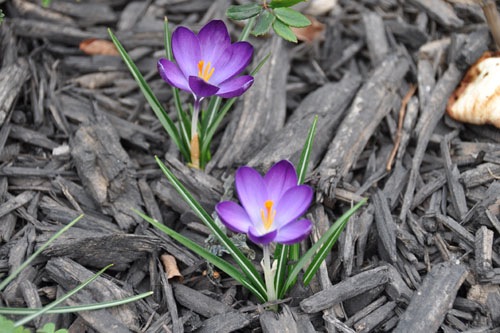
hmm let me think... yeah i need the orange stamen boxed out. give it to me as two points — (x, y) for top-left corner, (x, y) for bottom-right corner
(260, 200), (276, 230)
(197, 60), (215, 82)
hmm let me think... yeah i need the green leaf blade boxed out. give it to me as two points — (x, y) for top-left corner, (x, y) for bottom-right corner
(108, 29), (189, 161)
(296, 116), (318, 184)
(273, 244), (288, 297)
(227, 4), (262, 21)
(135, 211), (267, 302)
(274, 7), (311, 28)
(163, 19), (191, 157)
(272, 19), (297, 43)
(15, 265), (114, 327)
(0, 215), (84, 292)
(253, 11), (275, 36)
(269, 0), (307, 8)
(154, 157), (267, 299)
(0, 292), (153, 315)
(280, 199), (368, 296)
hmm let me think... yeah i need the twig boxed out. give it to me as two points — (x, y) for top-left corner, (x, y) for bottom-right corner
(487, 167), (500, 180)
(478, 0), (500, 49)
(386, 84), (417, 171)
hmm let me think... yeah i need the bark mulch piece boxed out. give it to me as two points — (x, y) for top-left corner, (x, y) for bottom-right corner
(1, 0), (500, 332)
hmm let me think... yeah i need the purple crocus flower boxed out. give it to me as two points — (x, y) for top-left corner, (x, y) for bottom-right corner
(157, 20), (254, 101)
(216, 160), (313, 245)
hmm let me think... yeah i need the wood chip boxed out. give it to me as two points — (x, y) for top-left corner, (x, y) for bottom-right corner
(300, 266), (389, 313)
(394, 261), (467, 332)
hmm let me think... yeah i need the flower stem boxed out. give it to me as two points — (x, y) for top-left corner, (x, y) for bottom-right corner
(262, 245), (277, 308)
(189, 98), (202, 169)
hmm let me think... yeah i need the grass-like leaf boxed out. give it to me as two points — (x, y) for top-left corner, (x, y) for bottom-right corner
(273, 244), (288, 295)
(284, 116), (318, 290)
(163, 18), (191, 154)
(199, 96), (222, 168)
(201, 97), (222, 137)
(302, 212), (352, 286)
(0, 292), (153, 315)
(296, 116), (317, 184)
(108, 29), (189, 161)
(0, 215), (84, 292)
(14, 264), (113, 327)
(279, 198), (367, 297)
(154, 156), (267, 298)
(136, 211), (266, 302)
(238, 16), (257, 42)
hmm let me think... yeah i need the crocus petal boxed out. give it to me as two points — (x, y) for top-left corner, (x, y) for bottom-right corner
(172, 26), (201, 78)
(198, 20), (231, 64)
(188, 76), (220, 98)
(235, 166), (267, 224)
(274, 219), (312, 245)
(216, 75), (254, 99)
(157, 58), (190, 92)
(211, 42), (253, 83)
(274, 185), (313, 227)
(248, 226), (277, 245)
(216, 201), (253, 233)
(264, 160), (299, 203)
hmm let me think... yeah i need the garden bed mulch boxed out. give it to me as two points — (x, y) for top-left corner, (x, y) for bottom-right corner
(1, 0), (500, 332)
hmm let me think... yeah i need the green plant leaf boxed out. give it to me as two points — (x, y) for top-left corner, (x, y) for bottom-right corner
(273, 244), (288, 296)
(0, 292), (153, 315)
(199, 96), (222, 168)
(226, 4), (262, 21)
(136, 211), (266, 302)
(268, 0), (306, 8)
(296, 116), (318, 184)
(274, 7), (311, 28)
(108, 29), (189, 161)
(272, 19), (297, 43)
(284, 116), (318, 290)
(280, 199), (368, 297)
(0, 9), (5, 24)
(0, 215), (84, 292)
(163, 18), (191, 154)
(201, 97), (222, 138)
(153, 156), (267, 298)
(14, 264), (114, 327)
(37, 322), (56, 333)
(0, 315), (29, 333)
(252, 11), (275, 36)
(303, 200), (367, 286)
(36, 322), (68, 333)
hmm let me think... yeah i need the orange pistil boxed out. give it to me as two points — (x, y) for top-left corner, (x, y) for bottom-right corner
(197, 60), (215, 82)
(260, 200), (276, 230)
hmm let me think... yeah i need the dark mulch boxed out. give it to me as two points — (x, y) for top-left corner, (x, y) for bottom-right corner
(1, 0), (500, 332)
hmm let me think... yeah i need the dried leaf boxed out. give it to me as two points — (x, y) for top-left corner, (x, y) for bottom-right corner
(447, 51), (500, 129)
(290, 16), (325, 43)
(160, 254), (184, 282)
(79, 39), (119, 56)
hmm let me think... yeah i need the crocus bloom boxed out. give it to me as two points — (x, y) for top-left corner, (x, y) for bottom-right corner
(216, 160), (313, 245)
(157, 20), (254, 101)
